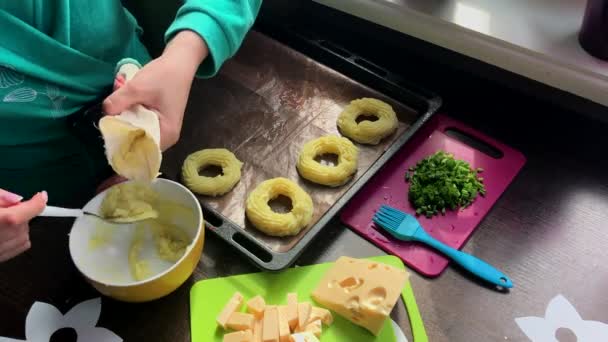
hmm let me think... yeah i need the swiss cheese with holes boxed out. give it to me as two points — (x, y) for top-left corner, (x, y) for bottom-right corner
(311, 257), (408, 335)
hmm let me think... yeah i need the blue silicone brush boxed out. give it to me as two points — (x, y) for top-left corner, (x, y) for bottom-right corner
(373, 204), (513, 288)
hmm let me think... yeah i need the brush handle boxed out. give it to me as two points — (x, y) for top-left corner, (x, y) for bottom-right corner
(414, 229), (513, 288)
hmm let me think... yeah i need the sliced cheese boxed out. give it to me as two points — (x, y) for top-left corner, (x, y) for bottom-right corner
(277, 306), (290, 342)
(224, 329), (253, 342)
(262, 306), (279, 342)
(308, 307), (333, 326)
(311, 256), (408, 335)
(297, 302), (311, 330)
(286, 293), (298, 330)
(247, 295), (266, 318)
(289, 332), (320, 342)
(217, 292), (244, 329)
(304, 320), (322, 338)
(227, 312), (255, 331)
(253, 318), (263, 342)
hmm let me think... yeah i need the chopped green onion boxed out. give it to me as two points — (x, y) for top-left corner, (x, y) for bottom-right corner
(405, 151), (486, 217)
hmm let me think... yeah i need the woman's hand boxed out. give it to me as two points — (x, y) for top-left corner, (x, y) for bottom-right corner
(103, 30), (209, 151)
(0, 189), (47, 262)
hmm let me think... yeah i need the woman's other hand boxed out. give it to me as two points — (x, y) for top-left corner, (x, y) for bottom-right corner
(0, 190), (47, 262)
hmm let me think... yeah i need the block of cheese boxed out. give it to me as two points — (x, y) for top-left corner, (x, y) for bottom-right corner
(289, 332), (320, 342)
(223, 329), (253, 342)
(247, 296), (266, 318)
(304, 320), (322, 338)
(253, 318), (263, 342)
(297, 302), (311, 330)
(311, 256), (408, 335)
(262, 306), (279, 342)
(277, 306), (290, 342)
(308, 307), (332, 326)
(227, 312), (255, 331)
(218, 292), (245, 328)
(286, 293), (298, 329)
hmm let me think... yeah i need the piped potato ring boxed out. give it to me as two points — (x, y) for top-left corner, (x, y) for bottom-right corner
(246, 178), (314, 237)
(337, 98), (399, 145)
(297, 135), (359, 187)
(181, 148), (243, 196)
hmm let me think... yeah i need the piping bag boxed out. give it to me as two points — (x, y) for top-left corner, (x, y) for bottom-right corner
(99, 59), (162, 182)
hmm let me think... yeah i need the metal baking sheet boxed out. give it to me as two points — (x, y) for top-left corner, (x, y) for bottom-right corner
(161, 31), (439, 270)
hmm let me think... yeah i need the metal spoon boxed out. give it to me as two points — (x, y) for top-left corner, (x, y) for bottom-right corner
(39, 205), (156, 224)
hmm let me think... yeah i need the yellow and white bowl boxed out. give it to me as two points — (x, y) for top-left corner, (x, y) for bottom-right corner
(69, 178), (204, 302)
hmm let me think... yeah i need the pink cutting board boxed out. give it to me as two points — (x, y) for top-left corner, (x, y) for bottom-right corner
(340, 114), (526, 277)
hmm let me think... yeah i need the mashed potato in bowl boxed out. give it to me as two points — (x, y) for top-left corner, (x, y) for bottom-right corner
(69, 179), (204, 302)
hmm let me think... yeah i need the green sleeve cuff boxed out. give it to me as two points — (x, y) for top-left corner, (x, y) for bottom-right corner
(165, 11), (230, 78)
(114, 58), (142, 74)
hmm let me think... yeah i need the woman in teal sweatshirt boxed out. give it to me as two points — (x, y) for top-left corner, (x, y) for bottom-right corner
(0, 1), (261, 261)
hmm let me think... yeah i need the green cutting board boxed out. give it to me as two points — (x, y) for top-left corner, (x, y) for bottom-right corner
(190, 255), (417, 342)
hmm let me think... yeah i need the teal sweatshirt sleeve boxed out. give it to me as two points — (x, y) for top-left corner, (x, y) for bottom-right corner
(165, 0), (262, 78)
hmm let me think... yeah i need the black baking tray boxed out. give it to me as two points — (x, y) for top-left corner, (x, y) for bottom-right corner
(161, 30), (441, 271)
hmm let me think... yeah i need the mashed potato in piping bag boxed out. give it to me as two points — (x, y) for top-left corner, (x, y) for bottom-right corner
(99, 59), (162, 183)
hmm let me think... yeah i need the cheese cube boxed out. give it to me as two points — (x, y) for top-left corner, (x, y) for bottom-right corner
(223, 329), (253, 342)
(289, 332), (320, 342)
(297, 302), (311, 330)
(253, 318), (263, 342)
(286, 293), (298, 329)
(262, 306), (279, 342)
(309, 307), (332, 325)
(278, 306), (290, 342)
(304, 320), (321, 338)
(227, 312), (255, 331)
(311, 257), (408, 335)
(218, 292), (245, 328)
(247, 295), (266, 318)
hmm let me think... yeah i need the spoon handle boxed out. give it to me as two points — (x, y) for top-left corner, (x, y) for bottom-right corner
(40, 206), (84, 218)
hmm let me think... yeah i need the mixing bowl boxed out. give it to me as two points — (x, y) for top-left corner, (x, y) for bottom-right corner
(69, 178), (204, 302)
